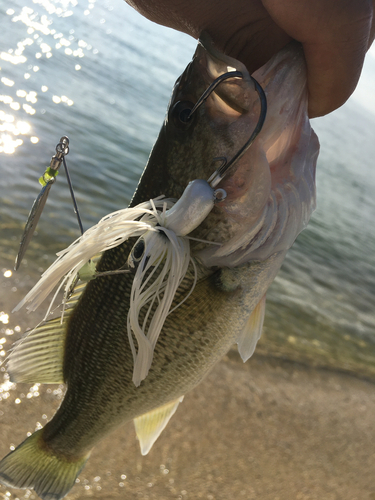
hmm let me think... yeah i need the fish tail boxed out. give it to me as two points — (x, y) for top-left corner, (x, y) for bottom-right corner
(0, 429), (90, 500)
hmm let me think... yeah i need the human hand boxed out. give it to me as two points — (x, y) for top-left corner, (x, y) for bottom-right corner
(125, 0), (375, 118)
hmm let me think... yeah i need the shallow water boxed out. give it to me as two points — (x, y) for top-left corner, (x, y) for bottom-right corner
(0, 1), (375, 498)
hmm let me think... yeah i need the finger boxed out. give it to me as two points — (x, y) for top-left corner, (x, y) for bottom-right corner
(302, 35), (369, 117)
(262, 0), (374, 117)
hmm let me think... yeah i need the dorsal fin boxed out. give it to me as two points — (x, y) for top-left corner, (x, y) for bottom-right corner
(237, 294), (266, 362)
(134, 397), (184, 455)
(7, 280), (88, 384)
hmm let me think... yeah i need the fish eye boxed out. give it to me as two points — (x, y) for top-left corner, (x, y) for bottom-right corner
(132, 238), (145, 261)
(171, 100), (195, 128)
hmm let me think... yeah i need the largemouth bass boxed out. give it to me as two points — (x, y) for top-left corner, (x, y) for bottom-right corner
(0, 37), (318, 500)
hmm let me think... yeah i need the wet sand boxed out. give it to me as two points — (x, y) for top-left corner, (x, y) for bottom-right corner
(1, 349), (374, 500)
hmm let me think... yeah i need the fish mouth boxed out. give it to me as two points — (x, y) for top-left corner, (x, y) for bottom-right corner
(198, 31), (246, 81)
(195, 32), (259, 118)
(169, 33), (260, 126)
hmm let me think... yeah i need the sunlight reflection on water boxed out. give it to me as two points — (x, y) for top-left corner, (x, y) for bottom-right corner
(0, 1), (96, 155)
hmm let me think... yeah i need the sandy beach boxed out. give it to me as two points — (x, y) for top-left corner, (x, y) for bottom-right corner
(1, 348), (374, 500)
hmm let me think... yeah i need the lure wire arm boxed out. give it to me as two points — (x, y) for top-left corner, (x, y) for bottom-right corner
(62, 156), (84, 235)
(188, 70), (267, 189)
(14, 136), (84, 270)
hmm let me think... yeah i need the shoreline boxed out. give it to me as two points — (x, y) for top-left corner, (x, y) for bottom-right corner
(1, 350), (374, 500)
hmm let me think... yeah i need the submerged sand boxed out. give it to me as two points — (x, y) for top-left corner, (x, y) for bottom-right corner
(0, 349), (374, 500)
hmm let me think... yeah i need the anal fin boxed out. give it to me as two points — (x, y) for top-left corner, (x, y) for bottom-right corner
(237, 294), (266, 362)
(134, 397), (184, 456)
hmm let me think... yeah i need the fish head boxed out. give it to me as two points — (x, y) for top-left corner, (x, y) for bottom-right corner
(132, 36), (319, 268)
(131, 33), (267, 202)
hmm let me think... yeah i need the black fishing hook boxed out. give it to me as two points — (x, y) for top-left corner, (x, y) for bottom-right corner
(187, 71), (244, 119)
(188, 70), (267, 188)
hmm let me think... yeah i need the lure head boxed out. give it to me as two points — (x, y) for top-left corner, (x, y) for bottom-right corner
(164, 179), (215, 236)
(128, 179), (216, 269)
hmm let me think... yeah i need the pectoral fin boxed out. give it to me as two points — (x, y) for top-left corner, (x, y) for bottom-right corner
(7, 317), (66, 384)
(134, 397), (184, 455)
(7, 282), (87, 384)
(237, 294), (266, 362)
